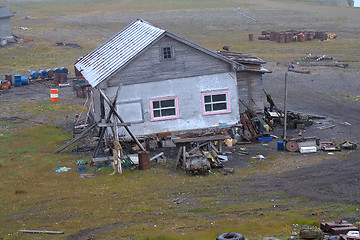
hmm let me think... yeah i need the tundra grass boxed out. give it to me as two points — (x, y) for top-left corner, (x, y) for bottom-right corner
(1, 114), (359, 239)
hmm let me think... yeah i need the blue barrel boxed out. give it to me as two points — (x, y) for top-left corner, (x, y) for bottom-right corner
(60, 67), (68, 74)
(30, 71), (39, 79)
(277, 141), (284, 151)
(53, 68), (61, 74)
(14, 75), (22, 87)
(21, 76), (29, 85)
(38, 69), (47, 78)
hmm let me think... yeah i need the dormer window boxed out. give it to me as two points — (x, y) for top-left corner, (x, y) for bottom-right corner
(160, 45), (174, 60)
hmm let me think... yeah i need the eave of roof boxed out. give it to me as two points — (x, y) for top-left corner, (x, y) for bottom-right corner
(216, 51), (266, 65)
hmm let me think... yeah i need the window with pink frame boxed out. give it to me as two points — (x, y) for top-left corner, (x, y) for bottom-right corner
(202, 90), (231, 115)
(150, 96), (179, 121)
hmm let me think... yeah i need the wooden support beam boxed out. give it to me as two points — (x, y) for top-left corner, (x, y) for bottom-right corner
(18, 230), (64, 234)
(174, 148), (182, 169)
(97, 122), (131, 127)
(92, 156), (112, 162)
(93, 84), (121, 158)
(98, 89), (146, 152)
(54, 122), (98, 154)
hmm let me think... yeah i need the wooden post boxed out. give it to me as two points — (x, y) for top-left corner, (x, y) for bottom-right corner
(182, 146), (186, 170)
(283, 73), (288, 139)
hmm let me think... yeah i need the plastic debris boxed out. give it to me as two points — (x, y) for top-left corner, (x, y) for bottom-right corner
(79, 174), (94, 179)
(55, 167), (71, 172)
(76, 159), (87, 165)
(77, 166), (86, 172)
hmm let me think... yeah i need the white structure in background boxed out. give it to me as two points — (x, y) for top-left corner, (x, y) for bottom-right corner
(0, 6), (14, 45)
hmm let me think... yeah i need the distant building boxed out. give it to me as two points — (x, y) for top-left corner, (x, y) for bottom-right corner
(0, 6), (14, 44)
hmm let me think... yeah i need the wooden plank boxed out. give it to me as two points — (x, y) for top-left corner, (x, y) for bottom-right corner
(150, 152), (164, 161)
(54, 122), (98, 154)
(172, 135), (231, 143)
(174, 147), (182, 169)
(18, 230), (64, 234)
(97, 122), (131, 127)
(182, 146), (186, 170)
(92, 156), (112, 162)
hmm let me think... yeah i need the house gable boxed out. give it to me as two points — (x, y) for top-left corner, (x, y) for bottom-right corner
(107, 35), (233, 87)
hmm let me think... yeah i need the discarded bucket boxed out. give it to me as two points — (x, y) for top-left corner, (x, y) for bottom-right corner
(277, 141), (284, 150)
(14, 75), (22, 87)
(21, 76), (29, 85)
(226, 138), (233, 147)
(50, 89), (59, 102)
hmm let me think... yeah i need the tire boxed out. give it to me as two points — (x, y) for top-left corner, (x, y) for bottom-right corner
(216, 232), (245, 240)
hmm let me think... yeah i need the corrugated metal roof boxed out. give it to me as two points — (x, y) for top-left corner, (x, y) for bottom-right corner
(0, 6), (14, 18)
(75, 19), (165, 87)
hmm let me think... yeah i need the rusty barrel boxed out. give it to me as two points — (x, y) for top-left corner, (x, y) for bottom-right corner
(54, 73), (60, 85)
(270, 31), (276, 41)
(249, 33), (254, 41)
(138, 151), (151, 170)
(5, 74), (12, 85)
(279, 33), (285, 43)
(275, 32), (281, 43)
(298, 34), (306, 42)
(285, 32), (293, 43)
(46, 69), (54, 79)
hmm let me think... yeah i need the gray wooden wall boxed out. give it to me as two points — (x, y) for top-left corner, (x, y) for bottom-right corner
(107, 36), (232, 87)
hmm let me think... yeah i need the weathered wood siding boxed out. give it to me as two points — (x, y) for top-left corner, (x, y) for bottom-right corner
(236, 72), (264, 113)
(0, 18), (12, 39)
(107, 36), (232, 87)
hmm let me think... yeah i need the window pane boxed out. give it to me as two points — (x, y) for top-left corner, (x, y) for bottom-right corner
(163, 46), (172, 59)
(153, 101), (160, 109)
(205, 104), (212, 112)
(162, 108), (176, 116)
(204, 95), (211, 103)
(160, 99), (175, 108)
(154, 110), (161, 118)
(213, 102), (227, 111)
(212, 94), (226, 102)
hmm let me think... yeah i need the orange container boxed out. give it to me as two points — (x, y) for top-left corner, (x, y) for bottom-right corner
(50, 89), (59, 102)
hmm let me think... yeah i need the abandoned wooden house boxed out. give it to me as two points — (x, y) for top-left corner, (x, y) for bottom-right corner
(0, 6), (14, 45)
(75, 19), (270, 138)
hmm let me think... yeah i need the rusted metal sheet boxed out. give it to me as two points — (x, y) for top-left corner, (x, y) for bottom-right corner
(321, 221), (359, 236)
(330, 227), (359, 235)
(75, 20), (165, 88)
